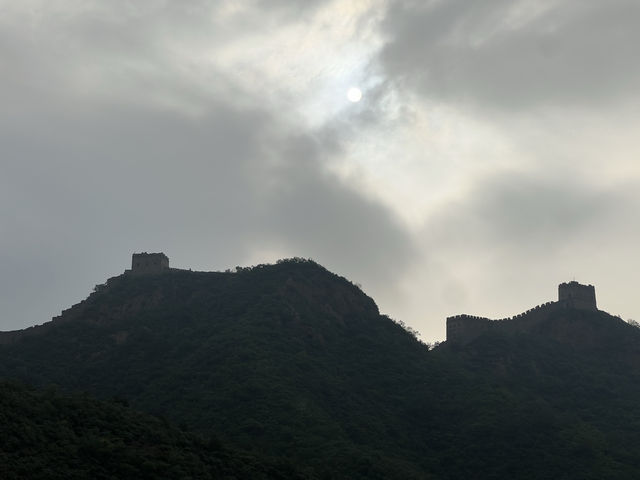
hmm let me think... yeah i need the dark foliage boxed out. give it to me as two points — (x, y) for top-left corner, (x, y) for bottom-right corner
(0, 380), (309, 479)
(2, 259), (640, 478)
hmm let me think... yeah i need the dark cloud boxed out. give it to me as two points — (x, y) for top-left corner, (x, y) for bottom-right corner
(0, 2), (416, 330)
(1, 98), (416, 328)
(379, 0), (640, 109)
(4, 1), (640, 339)
(424, 171), (624, 255)
(405, 170), (638, 333)
(262, 133), (418, 284)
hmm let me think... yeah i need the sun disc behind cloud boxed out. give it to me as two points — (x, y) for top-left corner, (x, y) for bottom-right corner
(347, 87), (362, 102)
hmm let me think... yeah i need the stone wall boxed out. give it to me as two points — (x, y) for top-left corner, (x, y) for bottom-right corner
(446, 315), (492, 345)
(446, 301), (563, 345)
(558, 281), (597, 310)
(131, 252), (169, 275)
(446, 281), (599, 345)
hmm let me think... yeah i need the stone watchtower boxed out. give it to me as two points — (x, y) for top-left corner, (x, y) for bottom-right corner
(558, 281), (597, 310)
(446, 280), (599, 345)
(131, 252), (169, 275)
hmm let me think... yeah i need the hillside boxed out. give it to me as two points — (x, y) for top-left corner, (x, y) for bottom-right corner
(453, 307), (640, 367)
(3, 259), (640, 478)
(0, 380), (308, 480)
(432, 308), (640, 479)
(0, 259), (434, 478)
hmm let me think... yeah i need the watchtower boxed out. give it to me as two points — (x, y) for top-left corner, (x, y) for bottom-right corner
(558, 281), (597, 310)
(131, 252), (169, 275)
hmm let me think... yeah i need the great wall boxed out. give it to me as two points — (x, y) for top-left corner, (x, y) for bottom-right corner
(0, 252), (600, 349)
(0, 252), (175, 345)
(446, 281), (597, 345)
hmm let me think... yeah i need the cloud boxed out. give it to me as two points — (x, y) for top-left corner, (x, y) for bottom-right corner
(393, 169), (637, 337)
(259, 132), (418, 285)
(379, 0), (640, 110)
(4, 0), (639, 340)
(423, 170), (626, 257)
(0, 1), (416, 330)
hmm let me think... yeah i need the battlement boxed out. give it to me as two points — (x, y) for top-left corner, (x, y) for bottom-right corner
(446, 315), (492, 345)
(129, 252), (169, 275)
(558, 281), (597, 310)
(446, 281), (597, 345)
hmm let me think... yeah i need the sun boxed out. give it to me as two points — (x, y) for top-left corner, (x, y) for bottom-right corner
(347, 87), (362, 103)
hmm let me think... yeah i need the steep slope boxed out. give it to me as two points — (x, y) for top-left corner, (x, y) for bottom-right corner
(453, 307), (640, 371)
(430, 308), (640, 479)
(0, 380), (309, 480)
(0, 259), (434, 479)
(3, 260), (640, 479)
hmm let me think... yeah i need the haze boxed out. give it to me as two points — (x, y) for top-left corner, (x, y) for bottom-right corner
(2, 0), (639, 340)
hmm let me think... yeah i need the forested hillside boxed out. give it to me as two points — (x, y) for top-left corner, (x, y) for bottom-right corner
(0, 381), (308, 480)
(3, 259), (640, 478)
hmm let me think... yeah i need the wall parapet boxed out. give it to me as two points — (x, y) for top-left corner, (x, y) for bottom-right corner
(446, 281), (598, 345)
(446, 302), (561, 345)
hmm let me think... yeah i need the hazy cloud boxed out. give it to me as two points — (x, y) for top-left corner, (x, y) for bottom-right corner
(379, 0), (640, 109)
(0, 1), (415, 330)
(2, 0), (640, 340)
(424, 170), (626, 255)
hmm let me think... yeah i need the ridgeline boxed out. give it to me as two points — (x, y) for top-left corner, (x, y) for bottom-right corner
(2, 257), (640, 479)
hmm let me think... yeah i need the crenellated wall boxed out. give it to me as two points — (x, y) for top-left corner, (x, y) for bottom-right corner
(558, 281), (597, 310)
(446, 301), (561, 345)
(129, 252), (170, 275)
(446, 281), (598, 345)
(446, 315), (492, 345)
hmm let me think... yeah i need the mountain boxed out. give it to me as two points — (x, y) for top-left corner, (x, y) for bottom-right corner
(433, 308), (640, 479)
(0, 259), (434, 478)
(0, 380), (308, 480)
(2, 258), (640, 479)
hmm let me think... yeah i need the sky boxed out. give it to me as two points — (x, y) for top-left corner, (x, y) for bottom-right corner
(2, 0), (640, 340)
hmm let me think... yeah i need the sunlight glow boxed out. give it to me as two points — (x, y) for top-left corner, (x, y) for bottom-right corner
(347, 87), (362, 102)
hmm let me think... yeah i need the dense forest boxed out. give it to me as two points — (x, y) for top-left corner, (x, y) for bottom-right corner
(2, 259), (640, 478)
(0, 381), (308, 479)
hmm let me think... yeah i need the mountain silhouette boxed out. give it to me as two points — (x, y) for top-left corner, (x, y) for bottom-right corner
(2, 258), (640, 479)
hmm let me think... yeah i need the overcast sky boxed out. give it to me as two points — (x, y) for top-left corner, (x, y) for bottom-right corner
(2, 0), (640, 340)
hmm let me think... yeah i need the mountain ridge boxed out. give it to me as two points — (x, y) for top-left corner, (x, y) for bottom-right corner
(1, 259), (431, 478)
(3, 258), (640, 478)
